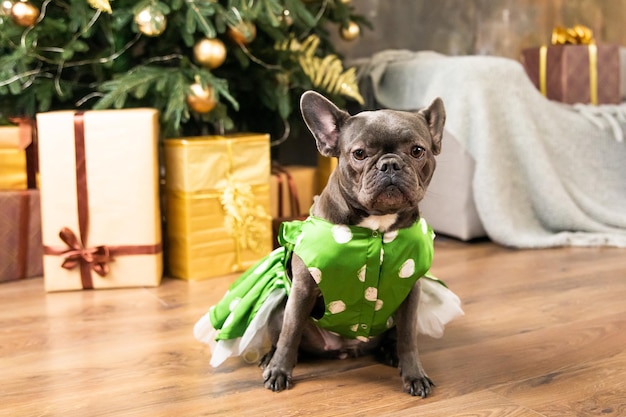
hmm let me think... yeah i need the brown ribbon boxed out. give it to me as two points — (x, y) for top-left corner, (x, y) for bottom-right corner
(17, 191), (31, 279)
(42, 112), (162, 289)
(271, 162), (301, 217)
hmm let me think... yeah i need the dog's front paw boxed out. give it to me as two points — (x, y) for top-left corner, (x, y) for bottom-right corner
(402, 374), (435, 398)
(262, 365), (293, 392)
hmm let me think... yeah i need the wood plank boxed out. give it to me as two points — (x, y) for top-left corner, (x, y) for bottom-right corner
(492, 350), (626, 417)
(2, 239), (626, 416)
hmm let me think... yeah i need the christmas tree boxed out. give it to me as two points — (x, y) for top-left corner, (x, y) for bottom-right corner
(0, 0), (368, 140)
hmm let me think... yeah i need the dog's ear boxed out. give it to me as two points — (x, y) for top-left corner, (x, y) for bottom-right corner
(418, 97), (446, 155)
(300, 90), (350, 157)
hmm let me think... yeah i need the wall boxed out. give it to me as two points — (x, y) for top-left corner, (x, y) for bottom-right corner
(280, 0), (626, 165)
(334, 0), (626, 60)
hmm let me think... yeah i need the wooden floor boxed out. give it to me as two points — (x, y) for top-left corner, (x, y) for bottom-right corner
(2, 237), (626, 417)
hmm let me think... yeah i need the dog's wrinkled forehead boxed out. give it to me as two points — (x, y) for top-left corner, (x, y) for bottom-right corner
(341, 110), (430, 150)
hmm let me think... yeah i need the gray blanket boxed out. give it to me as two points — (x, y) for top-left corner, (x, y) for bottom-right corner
(356, 50), (626, 248)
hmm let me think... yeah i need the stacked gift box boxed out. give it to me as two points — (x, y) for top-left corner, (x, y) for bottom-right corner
(164, 134), (275, 280)
(2, 106), (323, 288)
(521, 25), (621, 105)
(0, 120), (43, 283)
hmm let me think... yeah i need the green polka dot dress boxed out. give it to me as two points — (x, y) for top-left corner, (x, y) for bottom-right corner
(194, 216), (464, 367)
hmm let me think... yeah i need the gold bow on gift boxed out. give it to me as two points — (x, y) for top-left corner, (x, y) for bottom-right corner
(57, 227), (112, 277)
(220, 176), (271, 254)
(540, 25), (598, 104)
(551, 25), (594, 45)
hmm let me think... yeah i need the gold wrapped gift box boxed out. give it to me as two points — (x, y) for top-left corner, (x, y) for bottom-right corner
(164, 134), (272, 280)
(316, 155), (337, 195)
(0, 123), (38, 190)
(36, 109), (163, 292)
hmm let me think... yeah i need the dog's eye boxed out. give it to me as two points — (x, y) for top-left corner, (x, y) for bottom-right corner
(410, 146), (426, 159)
(353, 149), (366, 160)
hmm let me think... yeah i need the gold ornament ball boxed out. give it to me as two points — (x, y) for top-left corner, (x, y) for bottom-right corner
(10, 1), (39, 27)
(186, 83), (216, 113)
(1, 0), (14, 16)
(193, 38), (227, 69)
(134, 6), (167, 37)
(340, 21), (360, 41)
(227, 22), (257, 44)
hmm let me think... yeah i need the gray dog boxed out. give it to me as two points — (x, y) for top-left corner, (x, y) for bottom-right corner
(194, 91), (462, 397)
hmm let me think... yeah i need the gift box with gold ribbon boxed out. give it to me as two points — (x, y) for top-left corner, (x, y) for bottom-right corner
(521, 25), (620, 105)
(0, 190), (43, 282)
(0, 119), (38, 190)
(164, 134), (272, 280)
(36, 109), (163, 292)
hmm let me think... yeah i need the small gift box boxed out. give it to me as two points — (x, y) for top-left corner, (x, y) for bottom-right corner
(521, 25), (620, 105)
(270, 163), (317, 218)
(0, 190), (43, 282)
(270, 163), (316, 248)
(36, 109), (163, 292)
(164, 134), (272, 280)
(0, 119), (38, 190)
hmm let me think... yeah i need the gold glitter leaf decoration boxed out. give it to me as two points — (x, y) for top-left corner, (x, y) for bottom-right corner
(87, 0), (112, 13)
(220, 176), (270, 253)
(280, 35), (364, 104)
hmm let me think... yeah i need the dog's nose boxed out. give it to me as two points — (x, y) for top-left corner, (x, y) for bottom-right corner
(377, 155), (403, 172)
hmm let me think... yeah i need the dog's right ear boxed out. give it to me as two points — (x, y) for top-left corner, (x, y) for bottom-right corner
(300, 90), (350, 158)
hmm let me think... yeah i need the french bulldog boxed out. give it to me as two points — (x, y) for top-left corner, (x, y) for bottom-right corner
(259, 90), (447, 397)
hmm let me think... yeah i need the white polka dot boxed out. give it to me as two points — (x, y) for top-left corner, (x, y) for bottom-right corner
(309, 267), (322, 284)
(399, 259), (415, 278)
(296, 233), (304, 246)
(357, 265), (366, 282)
(328, 300), (346, 314)
(383, 230), (398, 243)
(375, 299), (384, 311)
(350, 324), (359, 332)
(380, 248), (384, 265)
(420, 218), (428, 234)
(331, 225), (353, 244)
(386, 316), (394, 328)
(253, 259), (270, 274)
(431, 230), (436, 241)
(364, 287), (378, 301)
(357, 336), (369, 342)
(229, 297), (241, 312)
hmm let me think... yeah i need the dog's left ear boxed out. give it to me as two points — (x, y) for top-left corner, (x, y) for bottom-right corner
(418, 97), (446, 155)
(300, 90), (350, 158)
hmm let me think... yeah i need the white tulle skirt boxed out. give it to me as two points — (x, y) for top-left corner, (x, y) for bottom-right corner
(194, 273), (463, 367)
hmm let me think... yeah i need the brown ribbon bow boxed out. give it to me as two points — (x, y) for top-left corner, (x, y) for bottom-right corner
(57, 227), (112, 277)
